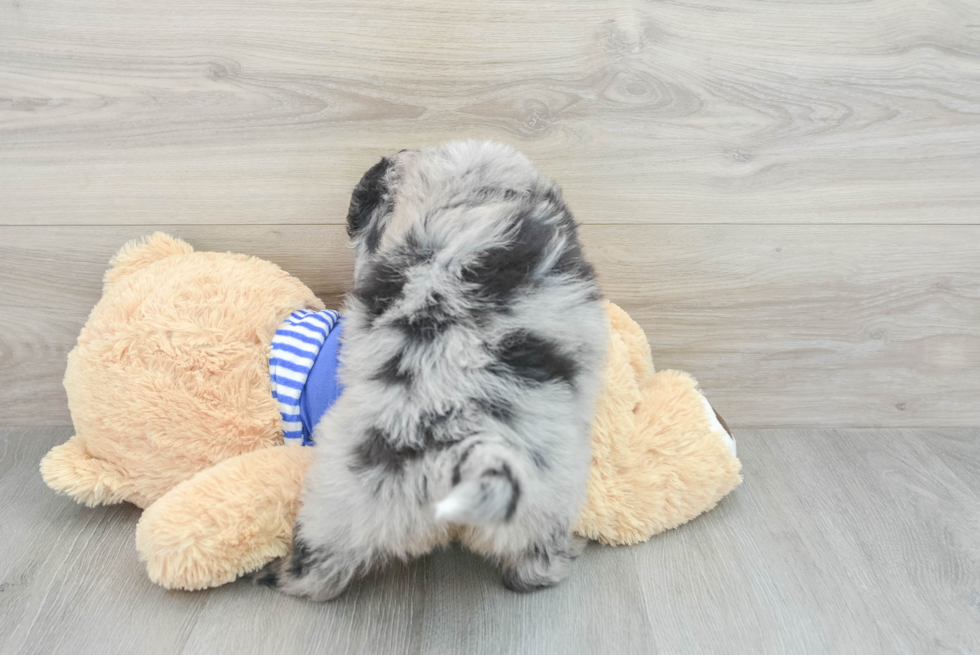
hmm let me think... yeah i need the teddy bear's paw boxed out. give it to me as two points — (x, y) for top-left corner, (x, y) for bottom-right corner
(701, 395), (737, 458)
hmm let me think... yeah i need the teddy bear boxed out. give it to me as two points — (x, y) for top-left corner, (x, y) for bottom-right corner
(40, 233), (741, 591)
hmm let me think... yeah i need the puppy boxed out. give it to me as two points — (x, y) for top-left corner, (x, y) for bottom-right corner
(257, 140), (607, 600)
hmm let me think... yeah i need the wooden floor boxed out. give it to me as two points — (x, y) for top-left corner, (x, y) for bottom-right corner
(1, 427), (977, 655)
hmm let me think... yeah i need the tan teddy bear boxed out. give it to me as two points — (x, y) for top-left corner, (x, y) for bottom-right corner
(41, 233), (741, 590)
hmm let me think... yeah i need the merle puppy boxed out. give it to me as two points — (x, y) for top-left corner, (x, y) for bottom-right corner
(257, 140), (607, 600)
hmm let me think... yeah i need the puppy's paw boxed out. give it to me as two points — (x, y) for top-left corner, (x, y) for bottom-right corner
(250, 559), (283, 588)
(502, 568), (561, 594)
(249, 549), (361, 602)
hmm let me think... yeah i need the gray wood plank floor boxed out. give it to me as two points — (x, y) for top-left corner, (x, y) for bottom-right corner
(2, 427), (977, 655)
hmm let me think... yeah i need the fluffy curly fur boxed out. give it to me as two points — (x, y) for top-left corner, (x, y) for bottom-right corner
(257, 140), (608, 599)
(41, 233), (321, 508)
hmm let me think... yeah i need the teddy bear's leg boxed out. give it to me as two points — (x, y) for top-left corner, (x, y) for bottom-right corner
(136, 445), (315, 590)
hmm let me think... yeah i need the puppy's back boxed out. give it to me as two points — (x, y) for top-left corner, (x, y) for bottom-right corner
(264, 142), (608, 600)
(338, 141), (607, 526)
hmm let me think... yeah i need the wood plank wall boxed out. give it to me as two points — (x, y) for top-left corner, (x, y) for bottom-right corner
(2, 0), (979, 427)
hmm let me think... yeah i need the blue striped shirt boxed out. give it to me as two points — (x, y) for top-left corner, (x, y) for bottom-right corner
(269, 309), (343, 446)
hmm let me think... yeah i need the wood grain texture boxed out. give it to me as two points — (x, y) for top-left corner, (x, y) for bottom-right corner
(2, 224), (977, 427)
(0, 428), (208, 655)
(2, 427), (978, 655)
(919, 429), (980, 499)
(2, 0), (980, 225)
(3, 0), (978, 651)
(590, 224), (980, 428)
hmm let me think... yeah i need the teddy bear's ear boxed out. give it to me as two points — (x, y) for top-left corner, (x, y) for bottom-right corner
(103, 232), (194, 293)
(605, 301), (655, 381)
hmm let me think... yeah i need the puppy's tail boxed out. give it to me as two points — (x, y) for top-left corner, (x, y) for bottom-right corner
(435, 441), (523, 525)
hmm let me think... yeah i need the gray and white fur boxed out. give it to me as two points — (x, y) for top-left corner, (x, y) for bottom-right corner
(255, 140), (607, 600)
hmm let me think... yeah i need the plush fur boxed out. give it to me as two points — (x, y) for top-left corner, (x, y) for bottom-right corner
(258, 141), (609, 599)
(574, 303), (740, 544)
(136, 444), (313, 589)
(41, 233), (322, 508)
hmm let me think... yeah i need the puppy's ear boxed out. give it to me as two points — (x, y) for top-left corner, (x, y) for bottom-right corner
(347, 157), (393, 251)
